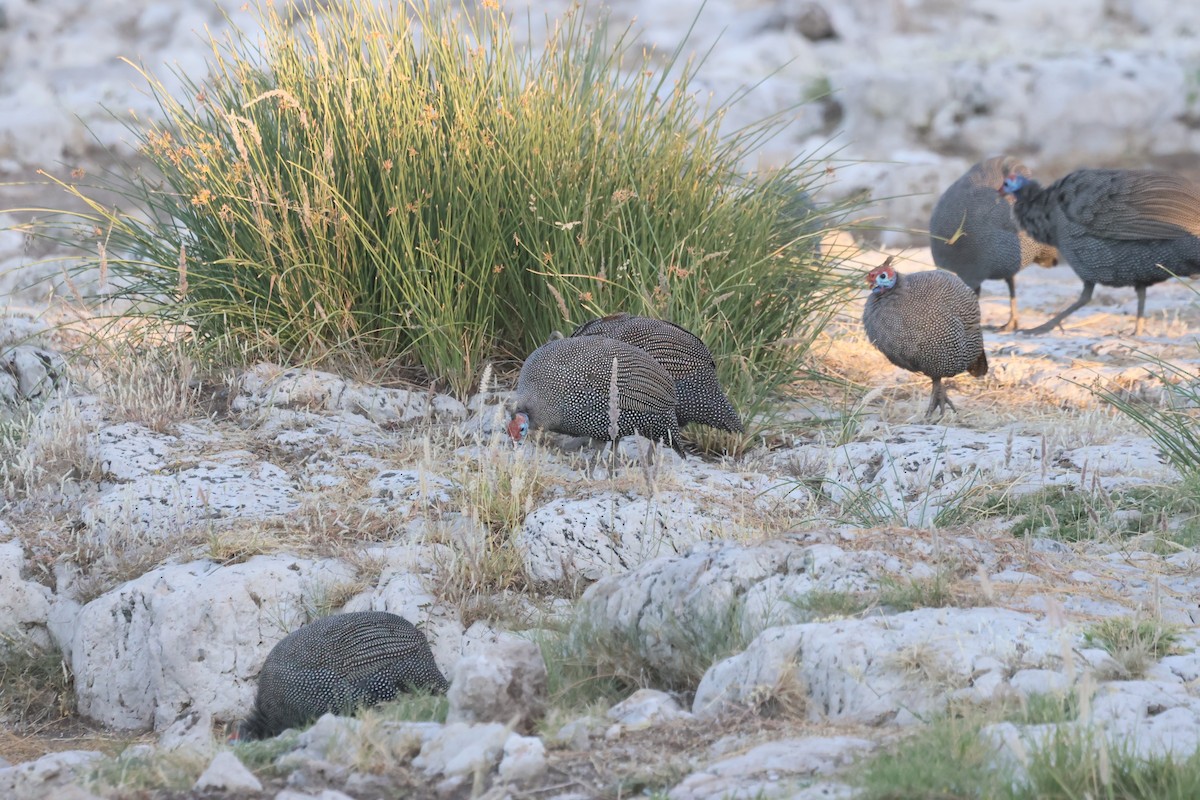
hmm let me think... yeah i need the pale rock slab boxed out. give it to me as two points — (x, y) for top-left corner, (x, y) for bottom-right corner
(573, 539), (900, 687)
(518, 491), (736, 584)
(0, 750), (103, 800)
(69, 555), (357, 730)
(158, 709), (217, 760)
(89, 422), (177, 482)
(498, 733), (547, 783)
(0, 538), (52, 649)
(231, 363), (465, 424)
(365, 469), (456, 516)
(193, 751), (263, 793)
(412, 721), (510, 778)
(0, 344), (65, 406)
(80, 452), (300, 540)
(606, 688), (692, 729)
(446, 636), (548, 732)
(668, 736), (875, 800)
(694, 607), (1069, 724)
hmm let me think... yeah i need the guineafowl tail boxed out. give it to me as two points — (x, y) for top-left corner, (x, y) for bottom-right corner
(676, 378), (745, 433)
(968, 350), (989, 378)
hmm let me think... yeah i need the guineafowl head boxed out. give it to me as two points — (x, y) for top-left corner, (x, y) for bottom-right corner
(507, 411), (530, 443)
(1000, 173), (1030, 197)
(865, 258), (897, 294)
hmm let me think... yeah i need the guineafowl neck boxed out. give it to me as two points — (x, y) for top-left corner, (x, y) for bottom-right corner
(1013, 187), (1057, 246)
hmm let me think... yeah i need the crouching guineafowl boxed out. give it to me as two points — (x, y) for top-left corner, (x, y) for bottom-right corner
(569, 313), (743, 433)
(507, 334), (685, 457)
(1001, 168), (1200, 335)
(930, 156), (1059, 331)
(236, 611), (448, 741)
(862, 257), (988, 418)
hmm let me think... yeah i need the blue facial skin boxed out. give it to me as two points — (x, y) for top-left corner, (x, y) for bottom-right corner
(872, 271), (896, 294)
(1001, 174), (1027, 195)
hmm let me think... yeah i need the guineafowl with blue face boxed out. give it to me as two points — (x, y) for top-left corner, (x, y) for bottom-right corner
(236, 612), (448, 741)
(569, 313), (743, 433)
(930, 156), (1059, 331)
(1001, 168), (1200, 335)
(507, 334), (685, 456)
(862, 257), (988, 418)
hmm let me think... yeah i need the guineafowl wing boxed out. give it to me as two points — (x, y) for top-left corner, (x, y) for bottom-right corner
(569, 312), (631, 337)
(1066, 171), (1200, 240)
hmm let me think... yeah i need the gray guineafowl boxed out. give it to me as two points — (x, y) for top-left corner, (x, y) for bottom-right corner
(1001, 168), (1200, 335)
(569, 313), (743, 433)
(930, 156), (1059, 331)
(236, 612), (448, 741)
(507, 334), (685, 456)
(862, 258), (988, 418)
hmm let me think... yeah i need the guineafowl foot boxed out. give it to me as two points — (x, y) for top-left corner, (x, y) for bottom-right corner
(924, 379), (957, 420)
(988, 317), (1019, 333)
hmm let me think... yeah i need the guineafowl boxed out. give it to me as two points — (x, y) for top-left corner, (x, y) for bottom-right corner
(507, 334), (685, 457)
(1001, 168), (1200, 335)
(569, 313), (743, 433)
(930, 156), (1059, 331)
(236, 612), (448, 741)
(862, 258), (989, 418)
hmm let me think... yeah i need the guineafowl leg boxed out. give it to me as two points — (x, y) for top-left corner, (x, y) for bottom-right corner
(925, 377), (956, 419)
(1022, 281), (1095, 335)
(997, 276), (1019, 332)
(1134, 285), (1147, 337)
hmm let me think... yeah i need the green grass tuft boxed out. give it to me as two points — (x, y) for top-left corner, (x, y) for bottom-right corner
(25, 0), (862, 413)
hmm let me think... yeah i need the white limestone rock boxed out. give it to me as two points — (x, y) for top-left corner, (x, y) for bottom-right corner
(231, 363), (465, 424)
(79, 452), (300, 540)
(158, 709), (217, 760)
(0, 345), (65, 406)
(68, 555), (357, 731)
(517, 492), (735, 584)
(0, 750), (103, 800)
(365, 469), (456, 516)
(412, 721), (510, 778)
(193, 751), (263, 794)
(607, 689), (692, 729)
(88, 423), (177, 482)
(498, 733), (547, 783)
(668, 736), (875, 800)
(694, 607), (1069, 724)
(446, 636), (548, 732)
(572, 539), (899, 687)
(0, 538), (52, 649)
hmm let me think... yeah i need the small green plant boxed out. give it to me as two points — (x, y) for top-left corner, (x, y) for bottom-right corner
(0, 635), (75, 728)
(231, 732), (300, 775)
(1009, 691), (1079, 725)
(857, 714), (1001, 799)
(1094, 354), (1200, 477)
(1084, 617), (1181, 678)
(788, 588), (873, 619)
(878, 569), (975, 612)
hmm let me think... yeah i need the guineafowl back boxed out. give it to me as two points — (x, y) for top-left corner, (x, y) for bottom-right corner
(862, 270), (986, 379)
(570, 313), (743, 432)
(930, 156), (1031, 289)
(1014, 169), (1200, 288)
(513, 335), (684, 452)
(238, 611), (447, 740)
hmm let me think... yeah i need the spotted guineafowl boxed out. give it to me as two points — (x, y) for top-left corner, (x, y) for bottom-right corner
(507, 334), (685, 456)
(862, 258), (988, 418)
(236, 611), (448, 741)
(930, 156), (1059, 331)
(1002, 168), (1200, 335)
(569, 313), (743, 433)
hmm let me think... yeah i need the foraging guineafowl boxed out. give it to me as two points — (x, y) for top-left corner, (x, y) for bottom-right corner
(930, 156), (1059, 331)
(236, 612), (448, 741)
(1001, 168), (1200, 335)
(569, 313), (743, 433)
(862, 258), (988, 418)
(507, 334), (685, 456)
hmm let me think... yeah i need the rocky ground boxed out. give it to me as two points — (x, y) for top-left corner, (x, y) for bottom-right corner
(3, 0), (1200, 797)
(1, 246), (1199, 798)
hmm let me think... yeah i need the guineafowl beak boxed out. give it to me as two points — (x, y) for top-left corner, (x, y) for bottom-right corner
(507, 412), (529, 442)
